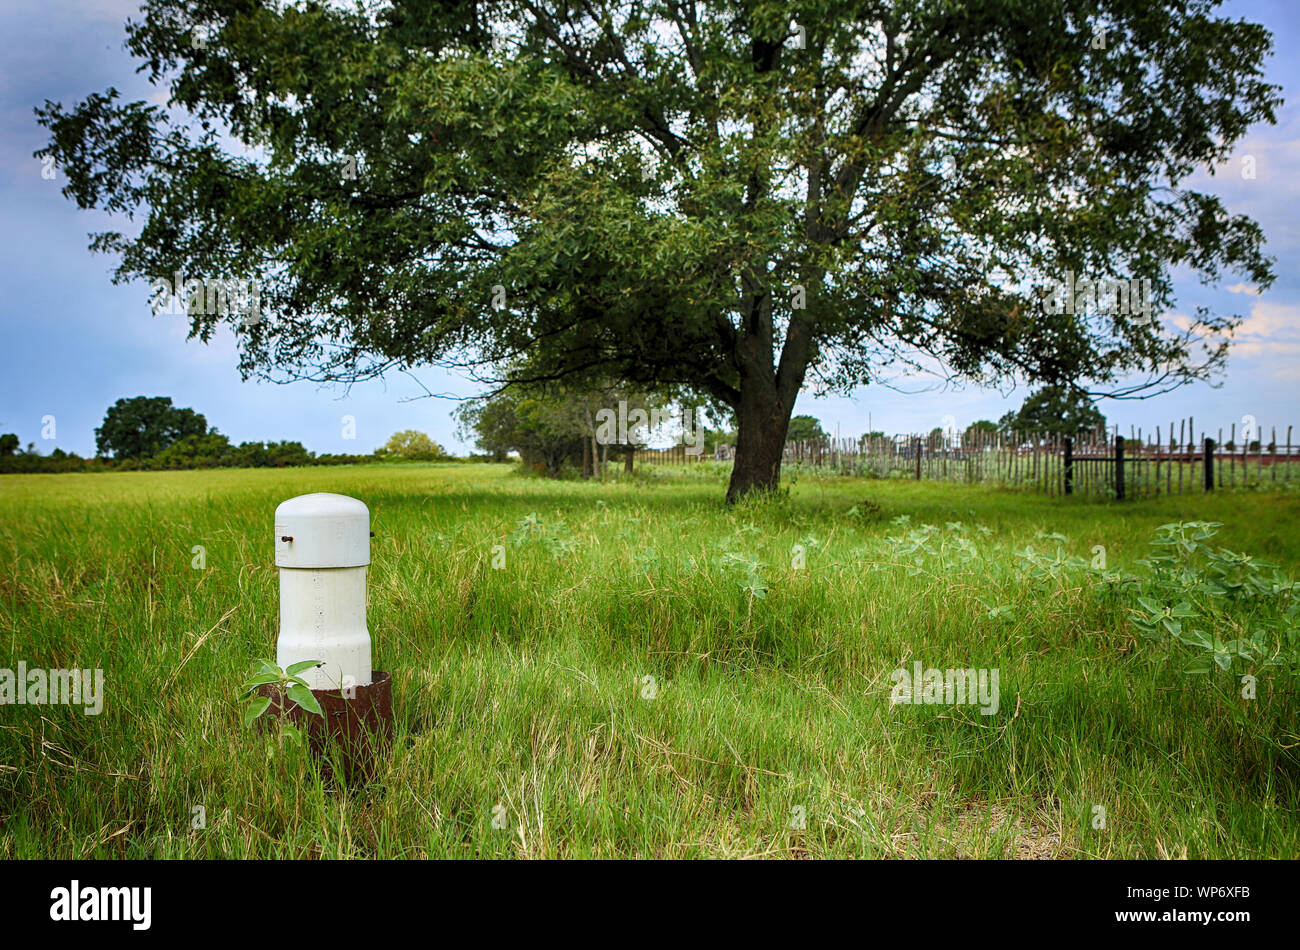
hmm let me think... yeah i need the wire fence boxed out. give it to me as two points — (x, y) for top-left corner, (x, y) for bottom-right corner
(637, 418), (1300, 497)
(780, 420), (1299, 496)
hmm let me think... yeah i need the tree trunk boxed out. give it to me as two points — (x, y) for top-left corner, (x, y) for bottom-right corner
(624, 443), (634, 473)
(718, 254), (815, 503)
(584, 401), (600, 481)
(725, 378), (794, 504)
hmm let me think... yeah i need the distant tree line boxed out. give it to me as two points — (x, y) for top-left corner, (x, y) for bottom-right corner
(917, 387), (1108, 446)
(457, 380), (1110, 477)
(0, 397), (456, 474)
(455, 375), (736, 479)
(5, 386), (1108, 475)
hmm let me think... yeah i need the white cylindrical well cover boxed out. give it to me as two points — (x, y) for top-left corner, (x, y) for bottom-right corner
(275, 492), (371, 569)
(277, 566), (372, 689)
(274, 493), (372, 690)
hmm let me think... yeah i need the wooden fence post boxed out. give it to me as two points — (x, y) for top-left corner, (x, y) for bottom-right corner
(1217, 428), (1223, 489)
(1063, 436), (1073, 496)
(914, 438), (922, 480)
(1115, 435), (1126, 501)
(1204, 437), (1215, 492)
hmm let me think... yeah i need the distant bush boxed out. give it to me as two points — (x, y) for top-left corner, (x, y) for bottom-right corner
(0, 431), (378, 475)
(145, 434), (323, 469)
(376, 430), (447, 461)
(0, 446), (109, 474)
(0, 409), (462, 475)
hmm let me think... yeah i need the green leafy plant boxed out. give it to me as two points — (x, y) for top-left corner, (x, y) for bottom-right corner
(1130, 522), (1299, 675)
(239, 659), (325, 728)
(1130, 597), (1198, 641)
(510, 511), (576, 558)
(1178, 630), (1272, 674)
(633, 546), (662, 572)
(1015, 544), (1089, 586)
(712, 549), (769, 600)
(977, 598), (1015, 621)
(843, 499), (881, 521)
(510, 511), (543, 544)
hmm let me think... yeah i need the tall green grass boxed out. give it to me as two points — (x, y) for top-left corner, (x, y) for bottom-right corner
(1, 463), (1297, 858)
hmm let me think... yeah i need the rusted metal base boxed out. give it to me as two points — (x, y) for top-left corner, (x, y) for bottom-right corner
(256, 670), (392, 784)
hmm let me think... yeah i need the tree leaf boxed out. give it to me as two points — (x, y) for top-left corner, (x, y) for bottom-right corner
(287, 684), (324, 718)
(240, 672), (282, 693)
(251, 659), (281, 677)
(243, 695), (271, 727)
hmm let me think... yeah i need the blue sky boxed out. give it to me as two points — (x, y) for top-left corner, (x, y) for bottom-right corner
(2, 0), (1298, 457)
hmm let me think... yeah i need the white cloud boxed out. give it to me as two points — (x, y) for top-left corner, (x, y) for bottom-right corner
(1232, 300), (1300, 341)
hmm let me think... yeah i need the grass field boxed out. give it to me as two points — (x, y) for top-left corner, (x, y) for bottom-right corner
(2, 462), (1298, 858)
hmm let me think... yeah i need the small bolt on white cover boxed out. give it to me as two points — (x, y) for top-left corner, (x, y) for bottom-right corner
(274, 493), (373, 690)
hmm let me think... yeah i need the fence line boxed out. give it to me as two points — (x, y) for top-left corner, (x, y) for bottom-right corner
(777, 421), (1298, 496)
(634, 419), (1299, 496)
(631, 444), (708, 466)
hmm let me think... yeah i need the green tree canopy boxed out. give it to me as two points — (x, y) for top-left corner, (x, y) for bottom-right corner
(786, 415), (827, 442)
(380, 429), (445, 460)
(94, 396), (209, 459)
(39, 0), (1280, 500)
(456, 385), (587, 477)
(456, 376), (668, 476)
(962, 419), (1000, 445)
(456, 392), (521, 463)
(1002, 386), (1107, 437)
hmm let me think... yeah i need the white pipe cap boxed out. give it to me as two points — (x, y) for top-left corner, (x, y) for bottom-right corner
(274, 493), (370, 569)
